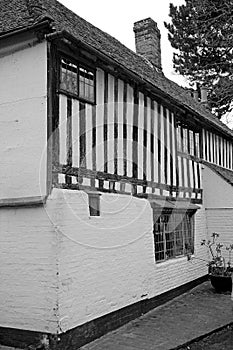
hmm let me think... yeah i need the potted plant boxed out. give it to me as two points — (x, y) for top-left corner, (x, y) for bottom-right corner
(201, 233), (233, 292)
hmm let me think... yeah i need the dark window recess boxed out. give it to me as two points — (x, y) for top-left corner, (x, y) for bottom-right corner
(177, 123), (200, 158)
(60, 58), (95, 103)
(154, 211), (194, 262)
(79, 67), (95, 102)
(88, 193), (101, 216)
(60, 58), (78, 94)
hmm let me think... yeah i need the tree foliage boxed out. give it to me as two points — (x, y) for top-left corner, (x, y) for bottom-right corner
(164, 0), (233, 118)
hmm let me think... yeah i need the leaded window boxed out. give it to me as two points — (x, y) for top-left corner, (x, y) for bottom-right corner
(79, 67), (95, 102)
(154, 211), (194, 262)
(177, 123), (200, 158)
(60, 58), (95, 103)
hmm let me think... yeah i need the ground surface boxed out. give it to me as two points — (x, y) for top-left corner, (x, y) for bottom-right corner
(179, 325), (233, 350)
(1, 281), (233, 350)
(81, 281), (233, 350)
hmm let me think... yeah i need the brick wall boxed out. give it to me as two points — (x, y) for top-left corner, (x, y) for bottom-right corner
(0, 206), (57, 333)
(46, 189), (208, 333)
(0, 188), (208, 335)
(206, 209), (233, 261)
(203, 163), (233, 261)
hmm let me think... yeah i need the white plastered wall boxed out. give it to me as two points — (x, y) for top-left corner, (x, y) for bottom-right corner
(0, 36), (47, 199)
(46, 189), (207, 333)
(203, 164), (233, 260)
(0, 37), (58, 333)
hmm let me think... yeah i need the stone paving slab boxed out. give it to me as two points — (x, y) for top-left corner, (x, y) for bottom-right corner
(80, 281), (233, 350)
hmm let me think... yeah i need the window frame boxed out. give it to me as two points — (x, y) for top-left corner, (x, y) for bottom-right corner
(176, 122), (200, 158)
(153, 209), (195, 263)
(58, 55), (96, 105)
(88, 192), (101, 217)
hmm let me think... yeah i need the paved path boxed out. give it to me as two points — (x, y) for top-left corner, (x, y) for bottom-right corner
(1, 281), (233, 350)
(80, 281), (233, 350)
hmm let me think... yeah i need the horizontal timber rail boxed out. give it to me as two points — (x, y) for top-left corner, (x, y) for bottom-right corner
(52, 164), (203, 203)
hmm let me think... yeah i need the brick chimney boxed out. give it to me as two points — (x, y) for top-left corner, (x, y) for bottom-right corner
(133, 18), (162, 70)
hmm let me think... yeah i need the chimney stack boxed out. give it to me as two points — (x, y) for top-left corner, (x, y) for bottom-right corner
(200, 86), (208, 104)
(133, 18), (162, 70)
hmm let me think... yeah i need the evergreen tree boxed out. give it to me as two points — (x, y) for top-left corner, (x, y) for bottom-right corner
(164, 0), (233, 119)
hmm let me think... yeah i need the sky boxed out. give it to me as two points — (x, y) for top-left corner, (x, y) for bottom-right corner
(59, 0), (186, 85)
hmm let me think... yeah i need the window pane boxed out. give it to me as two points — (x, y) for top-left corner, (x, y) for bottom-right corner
(60, 59), (78, 94)
(154, 211), (195, 262)
(195, 133), (200, 157)
(89, 195), (100, 216)
(154, 216), (165, 261)
(189, 130), (194, 156)
(183, 128), (188, 153)
(177, 125), (182, 152)
(79, 67), (94, 102)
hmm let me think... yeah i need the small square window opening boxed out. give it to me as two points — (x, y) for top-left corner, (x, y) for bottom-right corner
(88, 193), (100, 216)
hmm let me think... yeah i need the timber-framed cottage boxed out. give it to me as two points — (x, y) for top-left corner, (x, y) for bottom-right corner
(1, 0), (233, 348)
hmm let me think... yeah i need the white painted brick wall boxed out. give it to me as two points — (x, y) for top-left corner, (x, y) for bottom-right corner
(0, 188), (209, 334)
(46, 189), (208, 333)
(206, 209), (233, 262)
(0, 206), (58, 333)
(203, 162), (233, 262)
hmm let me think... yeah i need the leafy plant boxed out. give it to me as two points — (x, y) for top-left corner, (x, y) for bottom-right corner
(201, 232), (233, 276)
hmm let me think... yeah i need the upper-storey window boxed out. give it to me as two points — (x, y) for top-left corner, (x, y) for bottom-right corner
(177, 123), (200, 158)
(79, 67), (95, 102)
(60, 58), (95, 103)
(194, 133), (200, 158)
(189, 130), (194, 156)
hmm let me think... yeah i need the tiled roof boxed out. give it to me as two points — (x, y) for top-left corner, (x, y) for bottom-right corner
(203, 161), (233, 186)
(1, 0), (233, 138)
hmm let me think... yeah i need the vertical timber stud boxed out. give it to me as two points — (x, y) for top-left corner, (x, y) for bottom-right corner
(47, 41), (53, 194)
(79, 103), (86, 168)
(143, 95), (147, 192)
(151, 100), (155, 192)
(104, 72), (108, 173)
(114, 77), (118, 175)
(123, 82), (128, 176)
(48, 42), (59, 189)
(66, 97), (72, 184)
(210, 132), (214, 163)
(186, 128), (191, 198)
(169, 111), (173, 196)
(204, 129), (208, 161)
(157, 103), (162, 195)
(192, 132), (196, 198)
(92, 104), (97, 187)
(180, 126), (185, 196)
(174, 114), (179, 197)
(163, 107), (168, 185)
(132, 87), (139, 180)
(228, 141), (231, 169)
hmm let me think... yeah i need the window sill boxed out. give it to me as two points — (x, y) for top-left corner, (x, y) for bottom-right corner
(58, 89), (96, 105)
(155, 254), (194, 266)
